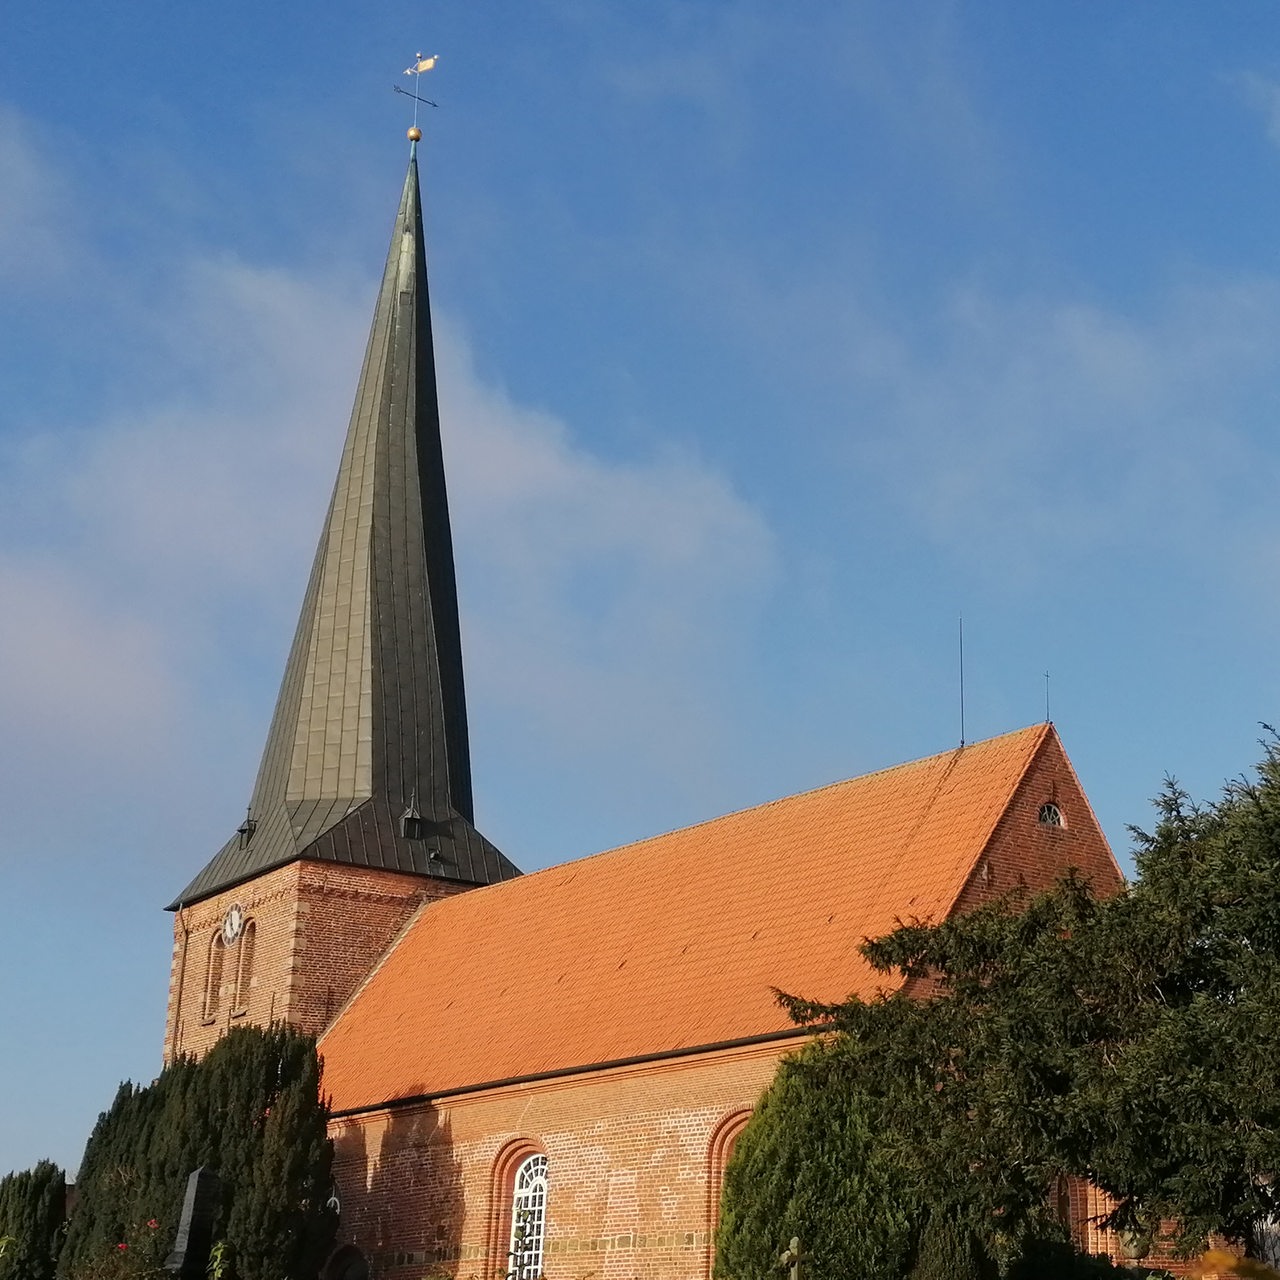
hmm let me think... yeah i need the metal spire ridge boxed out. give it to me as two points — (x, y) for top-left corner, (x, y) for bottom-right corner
(170, 152), (519, 908)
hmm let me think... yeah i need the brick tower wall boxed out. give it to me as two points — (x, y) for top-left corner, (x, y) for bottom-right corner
(164, 861), (470, 1062)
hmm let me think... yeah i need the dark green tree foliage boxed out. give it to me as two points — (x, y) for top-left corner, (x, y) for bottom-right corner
(752, 877), (1111, 1273)
(1005, 1239), (1155, 1280)
(0, 1160), (67, 1280)
(718, 736), (1280, 1274)
(60, 1026), (335, 1280)
(908, 1213), (996, 1280)
(715, 1041), (922, 1280)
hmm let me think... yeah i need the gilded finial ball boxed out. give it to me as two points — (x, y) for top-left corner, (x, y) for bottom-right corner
(407, 126), (422, 142)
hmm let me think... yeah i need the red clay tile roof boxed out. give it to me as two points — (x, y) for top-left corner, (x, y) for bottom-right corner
(320, 724), (1058, 1113)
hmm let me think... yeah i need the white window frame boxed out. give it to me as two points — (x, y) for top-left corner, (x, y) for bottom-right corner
(1038, 802), (1064, 827)
(507, 1153), (548, 1280)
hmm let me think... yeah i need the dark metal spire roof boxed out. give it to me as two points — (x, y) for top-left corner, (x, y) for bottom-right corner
(170, 149), (520, 909)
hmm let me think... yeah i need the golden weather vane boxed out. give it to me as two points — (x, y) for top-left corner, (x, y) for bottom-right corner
(393, 52), (439, 141)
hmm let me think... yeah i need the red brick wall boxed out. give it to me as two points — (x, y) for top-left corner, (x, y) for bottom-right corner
(164, 861), (469, 1061)
(328, 1042), (789, 1280)
(327, 1040), (1212, 1280)
(319, 738), (1140, 1280)
(1056, 1177), (1210, 1277)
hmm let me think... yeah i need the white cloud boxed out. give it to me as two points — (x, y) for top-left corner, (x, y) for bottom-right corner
(865, 277), (1280, 576)
(0, 557), (176, 758)
(0, 106), (64, 284)
(55, 259), (370, 607)
(676, 224), (1280, 589)
(1236, 70), (1280, 150)
(0, 231), (776, 850)
(438, 328), (776, 778)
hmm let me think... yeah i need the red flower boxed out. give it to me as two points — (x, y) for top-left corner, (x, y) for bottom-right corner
(147, 1219), (158, 1230)
(117, 1243), (128, 1251)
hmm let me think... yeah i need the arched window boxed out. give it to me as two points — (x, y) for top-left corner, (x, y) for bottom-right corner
(705, 1111), (752, 1279)
(202, 933), (226, 1022)
(321, 1244), (369, 1280)
(233, 920), (257, 1014)
(507, 1154), (548, 1280)
(1038, 802), (1064, 828)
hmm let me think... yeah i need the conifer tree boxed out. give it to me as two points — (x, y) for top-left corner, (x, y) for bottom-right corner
(713, 1040), (922, 1280)
(718, 735), (1280, 1273)
(0, 1160), (67, 1280)
(908, 1213), (995, 1280)
(60, 1026), (335, 1280)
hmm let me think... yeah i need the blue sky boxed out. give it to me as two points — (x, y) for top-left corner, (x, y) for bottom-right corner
(6, 2), (1280, 1175)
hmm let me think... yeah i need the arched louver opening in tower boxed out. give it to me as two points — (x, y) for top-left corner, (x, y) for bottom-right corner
(202, 933), (225, 1022)
(233, 920), (257, 1014)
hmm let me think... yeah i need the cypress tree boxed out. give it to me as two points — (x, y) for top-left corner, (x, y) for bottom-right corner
(60, 1026), (335, 1280)
(0, 1161), (67, 1280)
(714, 1039), (923, 1280)
(908, 1213), (995, 1280)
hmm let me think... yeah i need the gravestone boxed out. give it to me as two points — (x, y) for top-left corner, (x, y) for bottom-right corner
(164, 1167), (222, 1280)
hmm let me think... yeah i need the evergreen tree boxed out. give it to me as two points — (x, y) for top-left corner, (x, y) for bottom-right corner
(714, 1040), (923, 1280)
(718, 735), (1280, 1271)
(0, 1161), (67, 1280)
(908, 1213), (995, 1280)
(1005, 1239), (1159, 1280)
(60, 1026), (335, 1280)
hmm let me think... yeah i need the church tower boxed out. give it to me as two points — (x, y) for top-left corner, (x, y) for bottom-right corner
(164, 143), (520, 1061)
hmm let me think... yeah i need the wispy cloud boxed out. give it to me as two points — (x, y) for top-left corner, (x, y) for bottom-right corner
(860, 276), (1280, 581)
(0, 106), (65, 285)
(1235, 70), (1280, 149)
(0, 119), (777, 862)
(666, 213), (1280, 593)
(439, 328), (775, 791)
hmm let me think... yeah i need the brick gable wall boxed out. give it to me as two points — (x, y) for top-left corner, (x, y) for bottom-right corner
(953, 729), (1123, 913)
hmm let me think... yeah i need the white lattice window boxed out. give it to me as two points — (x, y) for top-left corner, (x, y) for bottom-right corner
(1038, 802), (1064, 827)
(507, 1154), (548, 1280)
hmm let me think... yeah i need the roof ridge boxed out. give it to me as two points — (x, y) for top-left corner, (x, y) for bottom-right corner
(319, 721), (1108, 1110)
(325, 723), (1052, 931)
(545, 722), (1052, 872)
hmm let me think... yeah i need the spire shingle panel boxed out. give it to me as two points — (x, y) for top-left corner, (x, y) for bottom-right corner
(170, 153), (518, 910)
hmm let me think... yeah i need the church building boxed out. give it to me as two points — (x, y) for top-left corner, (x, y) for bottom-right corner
(164, 141), (1125, 1280)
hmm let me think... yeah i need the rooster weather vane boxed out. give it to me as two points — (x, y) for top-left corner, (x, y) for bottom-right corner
(394, 52), (439, 139)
